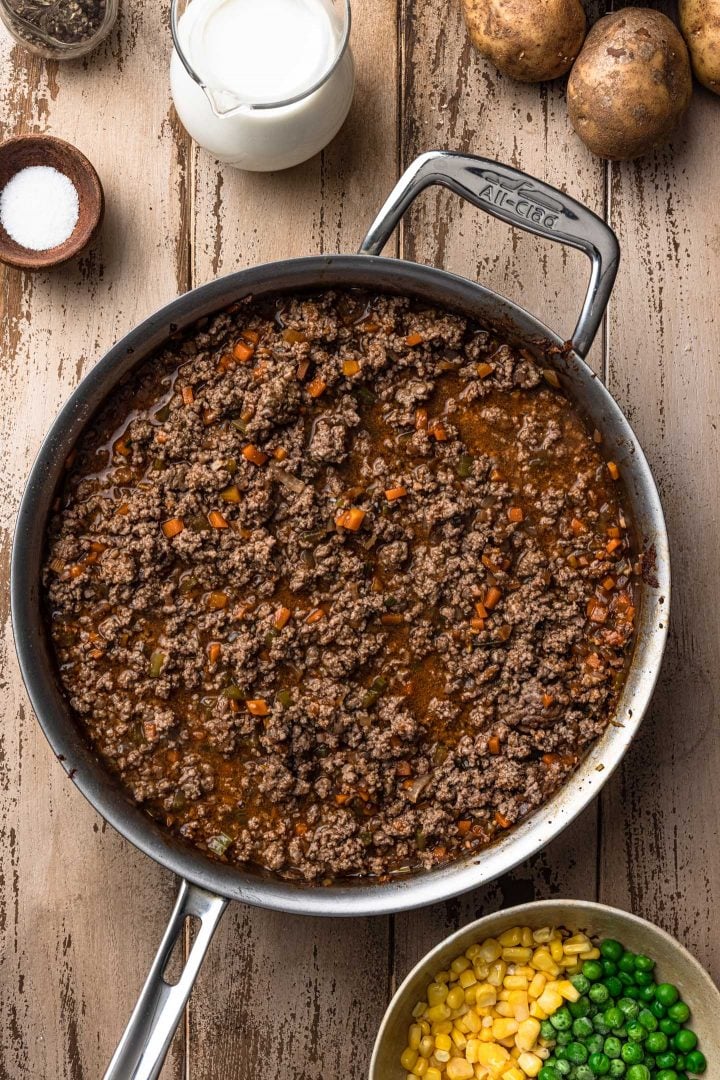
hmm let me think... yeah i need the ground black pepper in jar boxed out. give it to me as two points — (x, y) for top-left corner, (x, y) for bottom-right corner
(0, 0), (118, 58)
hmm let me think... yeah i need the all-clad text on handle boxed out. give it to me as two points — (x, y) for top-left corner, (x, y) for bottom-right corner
(359, 150), (619, 359)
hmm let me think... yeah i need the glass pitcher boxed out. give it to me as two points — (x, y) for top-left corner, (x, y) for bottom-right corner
(170, 0), (354, 172)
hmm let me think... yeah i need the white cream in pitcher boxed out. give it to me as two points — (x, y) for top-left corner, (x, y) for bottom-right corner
(170, 0), (354, 171)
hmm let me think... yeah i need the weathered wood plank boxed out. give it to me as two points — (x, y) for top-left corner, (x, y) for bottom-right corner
(186, 2), (399, 1076)
(0, 3), (189, 1075)
(600, 80), (720, 981)
(393, 0), (606, 981)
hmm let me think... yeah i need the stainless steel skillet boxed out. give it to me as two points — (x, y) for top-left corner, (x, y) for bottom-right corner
(10, 151), (670, 1079)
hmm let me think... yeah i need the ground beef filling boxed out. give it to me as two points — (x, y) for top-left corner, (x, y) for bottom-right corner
(44, 290), (637, 883)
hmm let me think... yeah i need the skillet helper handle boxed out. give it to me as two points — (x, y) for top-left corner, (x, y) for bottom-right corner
(103, 880), (228, 1080)
(359, 150), (619, 360)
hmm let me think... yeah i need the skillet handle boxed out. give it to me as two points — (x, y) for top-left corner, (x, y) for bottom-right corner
(103, 880), (228, 1080)
(358, 150), (619, 359)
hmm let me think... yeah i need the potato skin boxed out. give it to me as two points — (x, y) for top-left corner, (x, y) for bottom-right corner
(567, 9), (693, 160)
(680, 0), (720, 94)
(462, 0), (586, 83)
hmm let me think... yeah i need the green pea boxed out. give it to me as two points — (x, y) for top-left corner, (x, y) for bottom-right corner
(572, 974), (592, 995)
(650, 1000), (667, 1019)
(602, 960), (619, 977)
(556, 1030), (572, 1047)
(551, 1006), (573, 1031)
(539, 1069), (562, 1080)
(621, 1043), (645, 1066)
(600, 939), (625, 963)
(584, 961), (604, 982)
(570, 997), (592, 1019)
(590, 984), (610, 1005)
(638, 1009), (658, 1031)
(675, 1056), (686, 1070)
(646, 1032), (669, 1054)
(604, 1007), (624, 1029)
(627, 1021), (646, 1042)
(660, 1019), (680, 1037)
(567, 1043), (589, 1065)
(655, 983), (680, 1007)
(609, 1062), (626, 1078)
(589, 1053), (611, 1075)
(656, 1053), (678, 1069)
(639, 985), (656, 1003)
(619, 953), (637, 974)
(606, 977), (624, 999)
(673, 1030), (698, 1054)
(555, 1061), (572, 1077)
(624, 986), (641, 1001)
(576, 1067), (595, 1080)
(573, 1017), (594, 1038)
(656, 1072), (679, 1080)
(604, 1037), (622, 1059)
(587, 1035), (605, 1054)
(541, 1020), (557, 1040)
(644, 1057), (656, 1072)
(593, 1016), (611, 1036)
(633, 955), (655, 973)
(618, 973), (634, 988)
(633, 971), (653, 988)
(667, 1002), (690, 1024)
(625, 1067), (650, 1080)
(618, 999), (640, 1020)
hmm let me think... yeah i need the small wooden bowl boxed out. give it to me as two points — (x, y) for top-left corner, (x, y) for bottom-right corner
(0, 135), (104, 271)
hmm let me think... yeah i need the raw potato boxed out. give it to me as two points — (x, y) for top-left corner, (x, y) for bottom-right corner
(461, 0), (586, 83)
(567, 9), (693, 160)
(680, 0), (720, 94)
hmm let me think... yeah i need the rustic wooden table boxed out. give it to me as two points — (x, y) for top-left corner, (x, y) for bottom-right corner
(1, 1), (718, 1076)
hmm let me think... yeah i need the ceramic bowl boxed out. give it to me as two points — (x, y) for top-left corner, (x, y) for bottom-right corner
(370, 899), (720, 1079)
(0, 134), (104, 270)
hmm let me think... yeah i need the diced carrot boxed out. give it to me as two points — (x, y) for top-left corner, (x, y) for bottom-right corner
(274, 606), (292, 630)
(607, 460), (620, 480)
(307, 376), (327, 398)
(494, 811), (511, 830)
(415, 407), (428, 431)
(475, 601), (488, 619)
(233, 341), (255, 362)
(69, 564), (84, 579)
(305, 608), (326, 624)
(115, 502), (129, 516)
(430, 421), (448, 442)
(90, 541), (107, 553)
(294, 821), (309, 836)
(490, 467), (504, 482)
(114, 437), (130, 457)
(273, 447), (288, 462)
(283, 328), (306, 344)
(207, 591), (228, 610)
(208, 510), (229, 529)
(602, 576), (616, 591)
(208, 642), (222, 664)
(607, 525), (621, 539)
(542, 753), (560, 766)
(246, 699), (270, 716)
(488, 736), (501, 755)
(470, 617), (485, 631)
(381, 613), (404, 626)
(507, 507), (524, 523)
(220, 485), (241, 503)
(476, 362), (494, 379)
(182, 386), (194, 405)
(335, 793), (351, 806)
(457, 820), (472, 836)
(589, 602), (608, 624)
(155, 431), (168, 444)
(242, 329), (260, 345)
(485, 586), (502, 610)
(297, 358), (310, 380)
(606, 538), (622, 554)
(432, 846), (447, 859)
(242, 444), (268, 467)
(162, 517), (184, 539)
(252, 360), (268, 381)
(335, 507), (366, 531)
(570, 517), (585, 535)
(342, 359), (360, 377)
(396, 761), (412, 777)
(542, 693), (555, 708)
(385, 486), (408, 501)
(406, 332), (424, 346)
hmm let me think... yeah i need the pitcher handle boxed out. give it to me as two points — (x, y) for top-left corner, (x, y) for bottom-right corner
(359, 150), (619, 359)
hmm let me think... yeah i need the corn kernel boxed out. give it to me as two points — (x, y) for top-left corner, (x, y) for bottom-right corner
(426, 1070), (442, 1080)
(464, 1010), (482, 1034)
(515, 1017), (541, 1052)
(532, 927), (553, 944)
(477, 1043), (510, 1071)
(451, 956), (471, 975)
(459, 969), (478, 989)
(409, 1025), (422, 1050)
(537, 988), (563, 1013)
(529, 1001), (547, 1020)
(531, 948), (560, 976)
(549, 939), (564, 963)
(428, 983), (449, 1006)
(584, 948), (601, 960)
(562, 934), (593, 955)
(503, 1068), (525, 1080)
(413, 1058), (429, 1077)
(446, 1059), (474, 1080)
(427, 1004), (451, 1023)
(557, 980), (580, 1002)
(487, 960), (507, 987)
(434, 1020), (453, 1036)
(436, 1034), (453, 1053)
(478, 939), (503, 963)
(498, 928), (522, 948)
(528, 972), (546, 999)
(517, 1052), (543, 1077)
(503, 975), (528, 991)
(492, 1018), (519, 1040)
(401, 1048), (419, 1070)
(419, 1036), (434, 1058)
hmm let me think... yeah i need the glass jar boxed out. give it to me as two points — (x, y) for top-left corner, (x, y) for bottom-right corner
(170, 0), (354, 172)
(0, 0), (119, 59)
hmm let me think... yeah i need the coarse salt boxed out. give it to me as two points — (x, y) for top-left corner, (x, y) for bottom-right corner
(0, 165), (80, 251)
